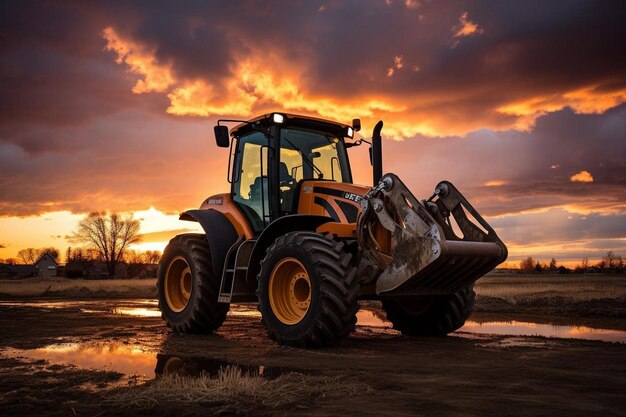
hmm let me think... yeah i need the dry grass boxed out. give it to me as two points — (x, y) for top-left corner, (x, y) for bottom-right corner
(0, 277), (157, 298)
(476, 274), (626, 301)
(104, 366), (371, 413)
(475, 274), (626, 317)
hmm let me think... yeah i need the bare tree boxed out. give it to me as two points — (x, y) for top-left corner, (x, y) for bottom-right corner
(72, 212), (140, 278)
(125, 249), (162, 264)
(602, 251), (619, 269)
(549, 258), (557, 271)
(17, 248), (38, 265)
(38, 247), (60, 262)
(581, 257), (589, 270)
(143, 250), (162, 265)
(124, 249), (143, 264)
(519, 257), (535, 273)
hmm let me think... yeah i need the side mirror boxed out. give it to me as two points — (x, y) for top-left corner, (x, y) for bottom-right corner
(352, 118), (361, 132)
(214, 125), (230, 148)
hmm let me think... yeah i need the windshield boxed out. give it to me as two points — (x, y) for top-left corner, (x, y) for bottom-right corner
(280, 128), (352, 183)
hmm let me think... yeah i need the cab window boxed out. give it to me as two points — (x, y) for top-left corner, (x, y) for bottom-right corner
(232, 132), (269, 232)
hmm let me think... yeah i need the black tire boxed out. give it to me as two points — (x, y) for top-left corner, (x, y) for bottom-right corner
(382, 285), (475, 336)
(157, 233), (228, 333)
(257, 232), (360, 348)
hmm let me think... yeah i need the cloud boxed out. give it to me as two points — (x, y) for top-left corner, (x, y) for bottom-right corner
(483, 180), (508, 187)
(2, 1), (625, 141)
(570, 170), (594, 183)
(0, 244), (6, 249)
(139, 229), (194, 243)
(451, 11), (484, 45)
(490, 208), (626, 246)
(103, 27), (175, 94)
(380, 104), (626, 218)
(404, 0), (420, 10)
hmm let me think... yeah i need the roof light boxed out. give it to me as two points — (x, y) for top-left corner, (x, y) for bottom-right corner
(272, 113), (285, 124)
(347, 127), (354, 138)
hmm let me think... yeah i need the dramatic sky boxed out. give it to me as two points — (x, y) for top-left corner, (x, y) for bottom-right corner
(1, 0), (625, 266)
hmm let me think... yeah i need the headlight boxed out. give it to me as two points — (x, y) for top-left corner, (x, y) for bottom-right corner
(272, 113), (285, 124)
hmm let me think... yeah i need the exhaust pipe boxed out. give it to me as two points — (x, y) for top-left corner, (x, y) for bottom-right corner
(372, 120), (384, 186)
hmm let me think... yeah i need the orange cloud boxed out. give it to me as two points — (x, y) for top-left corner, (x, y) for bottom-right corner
(570, 170), (594, 183)
(101, 24), (626, 141)
(104, 29), (408, 133)
(103, 27), (175, 94)
(484, 180), (508, 187)
(498, 85), (626, 130)
(404, 0), (420, 10)
(452, 12), (484, 43)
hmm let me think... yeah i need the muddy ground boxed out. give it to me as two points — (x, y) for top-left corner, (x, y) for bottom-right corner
(0, 295), (625, 417)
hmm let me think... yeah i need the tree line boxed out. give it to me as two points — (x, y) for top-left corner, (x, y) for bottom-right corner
(519, 251), (624, 273)
(1, 211), (162, 278)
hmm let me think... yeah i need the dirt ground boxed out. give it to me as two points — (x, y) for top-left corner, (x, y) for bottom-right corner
(1, 290), (625, 417)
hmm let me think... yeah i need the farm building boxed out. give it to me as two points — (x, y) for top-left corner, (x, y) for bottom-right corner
(34, 253), (59, 278)
(0, 264), (36, 279)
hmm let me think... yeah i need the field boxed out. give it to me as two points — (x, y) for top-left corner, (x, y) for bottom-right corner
(0, 274), (625, 416)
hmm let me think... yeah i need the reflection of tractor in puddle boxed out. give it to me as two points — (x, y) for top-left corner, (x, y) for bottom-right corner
(154, 354), (305, 379)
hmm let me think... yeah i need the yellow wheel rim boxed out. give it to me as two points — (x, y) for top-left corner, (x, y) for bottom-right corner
(164, 256), (192, 313)
(268, 257), (311, 325)
(162, 356), (186, 376)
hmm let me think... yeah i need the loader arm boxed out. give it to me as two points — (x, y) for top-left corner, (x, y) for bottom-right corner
(357, 174), (507, 296)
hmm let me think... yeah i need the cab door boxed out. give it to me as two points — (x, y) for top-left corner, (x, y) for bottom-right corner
(231, 132), (270, 233)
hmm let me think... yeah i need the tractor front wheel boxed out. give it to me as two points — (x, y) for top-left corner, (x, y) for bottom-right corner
(382, 285), (475, 336)
(257, 232), (359, 348)
(157, 234), (228, 333)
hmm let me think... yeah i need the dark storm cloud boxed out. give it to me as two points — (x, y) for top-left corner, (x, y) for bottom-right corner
(105, 0), (626, 111)
(2, 0), (625, 136)
(0, 109), (227, 216)
(489, 210), (626, 246)
(0, 0), (164, 131)
(380, 104), (626, 216)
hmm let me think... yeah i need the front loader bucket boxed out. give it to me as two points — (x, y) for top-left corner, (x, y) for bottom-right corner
(357, 174), (507, 296)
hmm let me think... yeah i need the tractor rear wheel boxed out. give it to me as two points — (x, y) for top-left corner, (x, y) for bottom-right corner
(382, 285), (475, 336)
(257, 232), (359, 348)
(157, 234), (228, 333)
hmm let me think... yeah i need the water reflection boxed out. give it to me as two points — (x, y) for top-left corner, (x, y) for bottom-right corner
(2, 299), (624, 343)
(459, 321), (626, 343)
(356, 310), (391, 328)
(3, 343), (156, 377)
(111, 307), (161, 317)
(155, 354), (305, 379)
(1, 343), (307, 381)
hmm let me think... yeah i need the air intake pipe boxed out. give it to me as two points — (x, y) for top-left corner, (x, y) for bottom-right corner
(372, 120), (384, 186)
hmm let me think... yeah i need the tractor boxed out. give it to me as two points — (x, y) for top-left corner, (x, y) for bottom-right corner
(157, 113), (507, 347)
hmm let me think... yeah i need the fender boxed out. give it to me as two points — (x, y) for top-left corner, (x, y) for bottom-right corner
(245, 214), (334, 282)
(180, 209), (239, 278)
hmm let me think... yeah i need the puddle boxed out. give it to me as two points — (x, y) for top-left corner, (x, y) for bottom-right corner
(0, 300), (98, 309)
(458, 321), (626, 344)
(1, 343), (306, 382)
(356, 310), (392, 328)
(111, 307), (161, 317)
(2, 343), (157, 379)
(155, 354), (307, 379)
(228, 309), (262, 317)
(3, 300), (623, 343)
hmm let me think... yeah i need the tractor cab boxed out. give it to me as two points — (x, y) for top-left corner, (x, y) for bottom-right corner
(218, 113), (358, 234)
